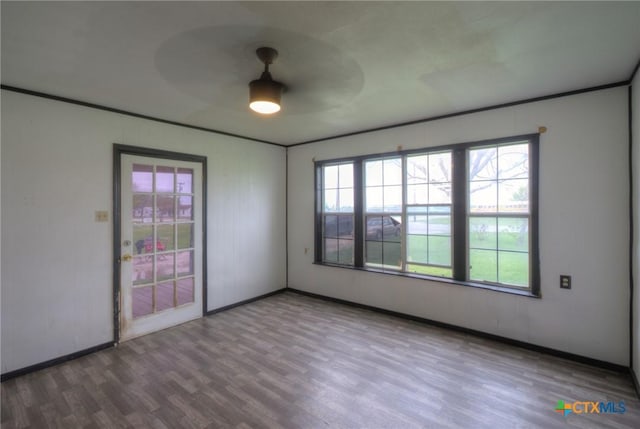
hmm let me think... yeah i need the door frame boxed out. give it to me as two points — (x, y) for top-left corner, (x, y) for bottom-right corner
(113, 144), (208, 343)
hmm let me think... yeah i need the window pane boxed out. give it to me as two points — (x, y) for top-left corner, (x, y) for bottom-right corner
(499, 179), (529, 213)
(157, 224), (175, 251)
(133, 194), (153, 223)
(366, 216), (384, 240)
(365, 160), (383, 186)
(156, 281), (174, 312)
(156, 166), (175, 193)
(176, 168), (193, 193)
(133, 256), (153, 285)
(157, 195), (175, 222)
(429, 183), (451, 204)
(338, 240), (354, 265)
(132, 286), (153, 318)
(177, 223), (194, 249)
(324, 165), (338, 189)
(407, 155), (428, 184)
(407, 184), (428, 204)
(324, 215), (338, 238)
(366, 241), (383, 265)
(428, 214), (451, 236)
(324, 238), (338, 263)
(177, 278), (194, 306)
(498, 251), (529, 286)
(407, 235), (428, 263)
(339, 188), (354, 212)
(383, 185), (402, 212)
(498, 218), (528, 252)
(429, 152), (452, 183)
(132, 164), (153, 192)
(178, 196), (193, 221)
(324, 189), (338, 212)
(156, 253), (175, 281)
(133, 225), (153, 254)
(498, 144), (528, 180)
(383, 242), (402, 268)
(366, 187), (383, 212)
(469, 249), (497, 283)
(469, 217), (497, 250)
(339, 164), (353, 188)
(382, 216), (401, 242)
(469, 147), (497, 181)
(407, 214), (427, 235)
(469, 181), (497, 213)
(337, 215), (354, 238)
(383, 158), (402, 185)
(177, 250), (194, 277)
(428, 236), (451, 266)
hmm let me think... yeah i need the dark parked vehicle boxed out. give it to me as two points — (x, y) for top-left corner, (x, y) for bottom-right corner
(367, 216), (401, 240)
(324, 215), (354, 238)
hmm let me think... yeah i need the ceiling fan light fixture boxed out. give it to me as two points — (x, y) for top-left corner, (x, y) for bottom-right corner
(249, 47), (284, 115)
(249, 74), (283, 114)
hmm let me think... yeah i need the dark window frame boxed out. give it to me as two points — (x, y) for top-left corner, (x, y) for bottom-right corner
(315, 134), (540, 297)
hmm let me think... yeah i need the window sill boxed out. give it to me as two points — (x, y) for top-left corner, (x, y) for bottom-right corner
(313, 262), (541, 298)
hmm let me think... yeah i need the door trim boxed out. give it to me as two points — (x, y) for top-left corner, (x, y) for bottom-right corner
(113, 144), (208, 343)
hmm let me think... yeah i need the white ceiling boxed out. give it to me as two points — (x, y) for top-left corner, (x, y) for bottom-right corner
(2, 1), (640, 146)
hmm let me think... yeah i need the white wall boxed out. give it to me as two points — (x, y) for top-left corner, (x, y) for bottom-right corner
(1, 90), (287, 374)
(288, 87), (630, 365)
(632, 72), (640, 377)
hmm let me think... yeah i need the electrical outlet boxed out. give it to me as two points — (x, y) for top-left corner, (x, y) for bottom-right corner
(560, 275), (571, 289)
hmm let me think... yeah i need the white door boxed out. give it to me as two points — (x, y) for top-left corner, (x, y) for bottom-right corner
(120, 154), (203, 341)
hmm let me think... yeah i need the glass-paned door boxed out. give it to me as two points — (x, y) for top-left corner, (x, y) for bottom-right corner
(120, 154), (203, 341)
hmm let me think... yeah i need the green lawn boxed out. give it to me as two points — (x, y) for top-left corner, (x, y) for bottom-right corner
(325, 215), (529, 286)
(133, 223), (194, 253)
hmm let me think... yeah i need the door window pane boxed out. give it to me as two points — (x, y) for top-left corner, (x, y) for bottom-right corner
(157, 195), (175, 222)
(133, 195), (153, 223)
(132, 286), (153, 318)
(156, 253), (175, 281)
(133, 256), (153, 285)
(178, 224), (194, 249)
(177, 196), (193, 220)
(176, 168), (193, 193)
(155, 166), (175, 193)
(156, 224), (175, 251)
(177, 278), (194, 306)
(177, 251), (194, 277)
(156, 281), (174, 312)
(132, 164), (153, 192)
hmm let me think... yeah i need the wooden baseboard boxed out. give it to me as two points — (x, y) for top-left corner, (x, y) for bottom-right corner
(205, 288), (287, 316)
(1, 342), (114, 382)
(631, 367), (640, 399)
(287, 288), (629, 374)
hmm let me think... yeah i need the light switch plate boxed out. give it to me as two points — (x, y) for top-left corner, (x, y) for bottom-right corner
(560, 275), (571, 289)
(95, 210), (109, 222)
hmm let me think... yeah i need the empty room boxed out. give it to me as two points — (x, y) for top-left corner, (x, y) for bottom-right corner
(2, 1), (640, 428)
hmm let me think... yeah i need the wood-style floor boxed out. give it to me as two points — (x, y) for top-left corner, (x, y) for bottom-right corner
(2, 291), (639, 428)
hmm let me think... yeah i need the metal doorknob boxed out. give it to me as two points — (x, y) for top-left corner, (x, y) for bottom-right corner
(121, 254), (132, 262)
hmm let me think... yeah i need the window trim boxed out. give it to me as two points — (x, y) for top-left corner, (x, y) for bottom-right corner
(315, 133), (540, 297)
